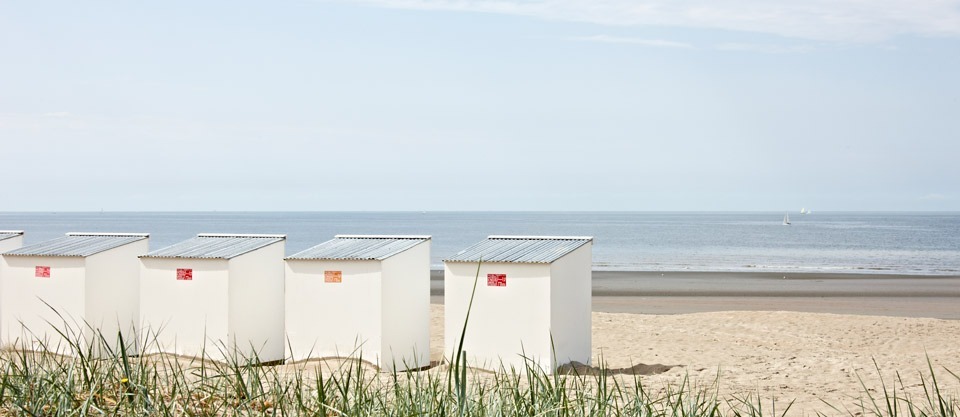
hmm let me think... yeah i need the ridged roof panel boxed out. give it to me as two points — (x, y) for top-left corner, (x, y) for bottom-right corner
(4, 233), (148, 257)
(0, 230), (24, 242)
(142, 234), (285, 260)
(443, 236), (592, 264)
(287, 235), (430, 261)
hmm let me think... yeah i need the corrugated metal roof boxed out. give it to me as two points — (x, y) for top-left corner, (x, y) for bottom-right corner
(142, 233), (285, 260)
(0, 230), (24, 242)
(286, 235), (430, 261)
(4, 233), (149, 257)
(443, 236), (592, 264)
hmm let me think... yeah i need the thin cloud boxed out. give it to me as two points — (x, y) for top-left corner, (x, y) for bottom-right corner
(920, 193), (949, 201)
(715, 42), (815, 54)
(349, 0), (960, 42)
(566, 35), (694, 49)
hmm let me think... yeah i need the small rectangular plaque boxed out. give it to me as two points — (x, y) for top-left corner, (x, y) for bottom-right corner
(487, 273), (506, 287)
(325, 270), (342, 283)
(35, 266), (50, 278)
(176, 268), (193, 281)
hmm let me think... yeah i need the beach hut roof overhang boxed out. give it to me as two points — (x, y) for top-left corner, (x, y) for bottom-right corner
(286, 235), (431, 261)
(140, 233), (286, 260)
(0, 230), (24, 242)
(4, 233), (149, 258)
(443, 235), (593, 264)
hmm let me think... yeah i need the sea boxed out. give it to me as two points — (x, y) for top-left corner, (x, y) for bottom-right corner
(1, 211), (958, 276)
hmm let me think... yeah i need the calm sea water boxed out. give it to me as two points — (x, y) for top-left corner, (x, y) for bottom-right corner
(1, 212), (958, 275)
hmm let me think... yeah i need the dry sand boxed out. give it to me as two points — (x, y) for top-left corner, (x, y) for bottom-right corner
(428, 270), (960, 414)
(590, 310), (960, 414)
(428, 304), (960, 415)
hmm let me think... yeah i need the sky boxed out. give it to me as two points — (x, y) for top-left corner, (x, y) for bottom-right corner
(1, 0), (958, 211)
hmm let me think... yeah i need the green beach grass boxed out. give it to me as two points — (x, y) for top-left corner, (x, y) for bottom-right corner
(1, 266), (957, 416)
(0, 333), (957, 416)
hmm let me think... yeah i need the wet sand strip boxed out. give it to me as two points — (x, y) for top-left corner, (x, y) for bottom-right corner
(430, 270), (960, 319)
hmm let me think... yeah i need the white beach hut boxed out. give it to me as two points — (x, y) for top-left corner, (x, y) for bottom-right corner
(443, 235), (593, 374)
(139, 234), (286, 363)
(0, 231), (25, 338)
(0, 233), (149, 355)
(0, 231), (24, 253)
(285, 235), (431, 371)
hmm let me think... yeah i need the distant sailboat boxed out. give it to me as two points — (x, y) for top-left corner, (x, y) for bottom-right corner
(783, 213), (791, 225)
(800, 207), (811, 215)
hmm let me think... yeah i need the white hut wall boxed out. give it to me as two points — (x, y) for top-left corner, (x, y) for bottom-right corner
(226, 241), (285, 363)
(284, 259), (383, 363)
(548, 242), (593, 369)
(139, 257), (230, 360)
(84, 239), (148, 355)
(444, 261), (553, 372)
(0, 235), (23, 253)
(1, 256), (86, 352)
(0, 235), (24, 337)
(380, 240), (431, 371)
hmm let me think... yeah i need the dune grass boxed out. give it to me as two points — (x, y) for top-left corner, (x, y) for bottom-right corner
(0, 264), (957, 416)
(0, 335), (957, 416)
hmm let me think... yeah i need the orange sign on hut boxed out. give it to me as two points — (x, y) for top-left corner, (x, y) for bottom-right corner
(324, 270), (342, 283)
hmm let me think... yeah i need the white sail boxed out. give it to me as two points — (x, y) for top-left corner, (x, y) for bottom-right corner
(783, 213), (791, 225)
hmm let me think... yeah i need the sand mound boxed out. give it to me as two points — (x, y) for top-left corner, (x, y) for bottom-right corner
(557, 361), (680, 376)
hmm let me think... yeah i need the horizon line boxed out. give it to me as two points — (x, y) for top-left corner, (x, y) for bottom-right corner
(2, 210), (959, 214)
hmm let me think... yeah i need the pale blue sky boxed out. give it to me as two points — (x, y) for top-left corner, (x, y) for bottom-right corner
(1, 0), (958, 211)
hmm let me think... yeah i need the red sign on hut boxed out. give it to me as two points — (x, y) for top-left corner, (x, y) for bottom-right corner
(176, 268), (193, 281)
(487, 273), (506, 287)
(35, 266), (50, 278)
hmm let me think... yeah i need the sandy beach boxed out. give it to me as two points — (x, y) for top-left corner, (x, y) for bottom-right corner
(428, 270), (960, 413)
